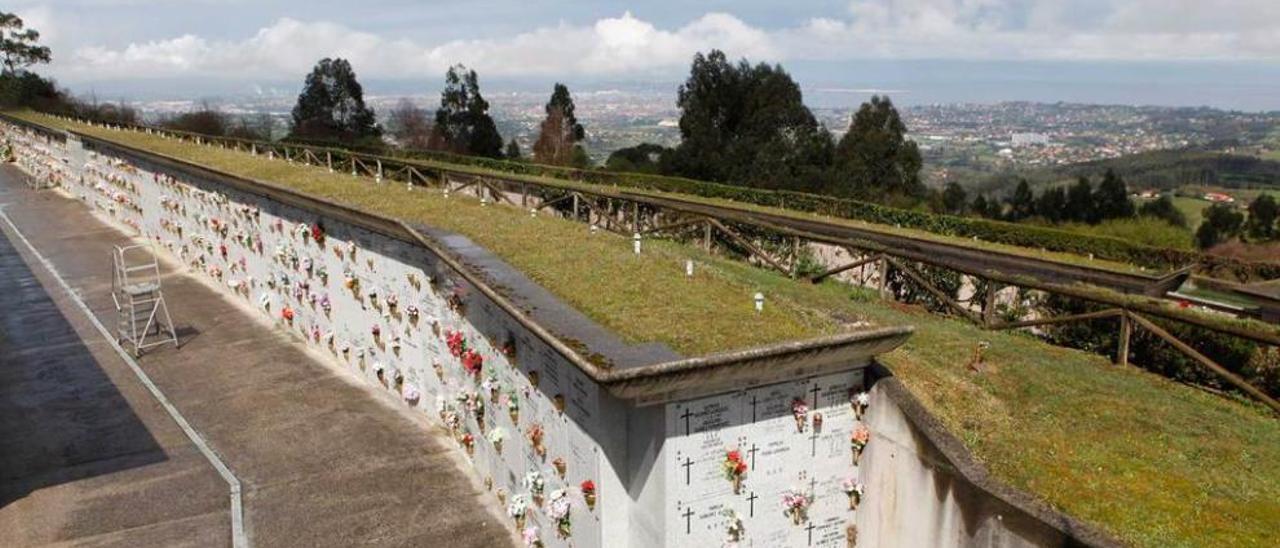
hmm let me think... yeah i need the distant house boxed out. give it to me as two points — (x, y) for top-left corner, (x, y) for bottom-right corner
(1136, 189), (1159, 199)
(1204, 192), (1235, 203)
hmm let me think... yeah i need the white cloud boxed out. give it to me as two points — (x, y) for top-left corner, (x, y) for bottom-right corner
(42, 2), (1280, 83)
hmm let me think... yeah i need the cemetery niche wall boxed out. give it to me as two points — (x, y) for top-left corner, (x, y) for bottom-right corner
(1, 118), (1113, 548)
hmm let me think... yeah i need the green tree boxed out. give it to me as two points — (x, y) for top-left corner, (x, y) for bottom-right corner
(0, 13), (51, 75)
(1246, 194), (1278, 240)
(1138, 195), (1188, 228)
(941, 182), (967, 215)
(431, 64), (503, 158)
(667, 50), (833, 192)
(1196, 203), (1245, 249)
(1005, 179), (1035, 221)
(1035, 186), (1068, 223)
(288, 58), (381, 144)
(505, 138), (522, 161)
(605, 143), (669, 174)
(162, 102), (231, 136)
(1066, 176), (1096, 223)
(1093, 169), (1135, 221)
(533, 84), (587, 166)
(834, 95), (924, 199)
(970, 195), (991, 218)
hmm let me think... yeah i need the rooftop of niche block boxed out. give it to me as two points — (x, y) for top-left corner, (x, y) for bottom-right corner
(22, 112), (911, 365)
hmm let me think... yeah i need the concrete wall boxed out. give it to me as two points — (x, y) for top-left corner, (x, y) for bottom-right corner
(856, 370), (1119, 548)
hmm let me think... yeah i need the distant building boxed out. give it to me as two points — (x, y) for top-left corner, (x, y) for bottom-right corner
(1011, 132), (1050, 147)
(1204, 192), (1235, 203)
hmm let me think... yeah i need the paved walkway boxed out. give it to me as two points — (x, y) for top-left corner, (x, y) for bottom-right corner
(0, 166), (513, 547)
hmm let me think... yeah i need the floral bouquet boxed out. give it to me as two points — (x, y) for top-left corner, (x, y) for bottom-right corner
(523, 471), (546, 506)
(461, 432), (475, 456)
(547, 489), (572, 539)
(580, 480), (597, 510)
(852, 391), (870, 419)
(488, 427), (505, 453)
(781, 489), (812, 525)
(723, 449), (748, 494)
(527, 424), (546, 460)
(722, 509), (745, 544)
(446, 330), (466, 357)
(461, 349), (484, 379)
(482, 376), (500, 403)
(521, 525), (543, 548)
(841, 478), (864, 510)
(851, 424), (870, 464)
(791, 398), (809, 433)
(507, 390), (520, 423)
(507, 494), (529, 529)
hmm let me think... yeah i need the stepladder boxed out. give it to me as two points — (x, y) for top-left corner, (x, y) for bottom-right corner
(111, 244), (178, 356)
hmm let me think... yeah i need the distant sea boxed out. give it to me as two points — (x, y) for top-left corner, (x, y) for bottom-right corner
(71, 59), (1280, 113)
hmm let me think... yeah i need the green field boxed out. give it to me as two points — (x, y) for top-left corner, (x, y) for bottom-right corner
(1172, 196), (1212, 229)
(10, 110), (1280, 547)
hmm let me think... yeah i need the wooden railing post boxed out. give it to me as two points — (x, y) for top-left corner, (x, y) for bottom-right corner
(1116, 311), (1131, 366)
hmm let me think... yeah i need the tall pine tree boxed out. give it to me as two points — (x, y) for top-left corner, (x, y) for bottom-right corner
(533, 83), (587, 166)
(288, 58), (380, 144)
(431, 64), (503, 158)
(1093, 169), (1135, 221)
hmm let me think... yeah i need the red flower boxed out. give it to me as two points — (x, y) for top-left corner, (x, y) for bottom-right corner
(727, 450), (742, 463)
(735, 461), (747, 475)
(580, 480), (596, 494)
(311, 223), (325, 244)
(281, 307), (294, 321)
(462, 349), (484, 376)
(446, 331), (466, 357)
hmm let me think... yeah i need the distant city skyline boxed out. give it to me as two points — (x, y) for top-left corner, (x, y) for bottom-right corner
(10, 2), (1280, 111)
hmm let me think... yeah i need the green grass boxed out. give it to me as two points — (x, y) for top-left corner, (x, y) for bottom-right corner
(1172, 196), (1212, 230)
(1061, 217), (1195, 251)
(12, 110), (1280, 546)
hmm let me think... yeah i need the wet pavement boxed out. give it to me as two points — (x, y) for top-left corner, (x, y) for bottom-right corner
(0, 165), (513, 547)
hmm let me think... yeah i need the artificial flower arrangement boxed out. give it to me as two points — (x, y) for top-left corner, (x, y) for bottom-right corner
(552, 457), (567, 479)
(580, 480), (597, 510)
(841, 478), (865, 510)
(446, 330), (466, 357)
(344, 272), (359, 293)
(722, 509), (745, 544)
(851, 424), (870, 464)
(781, 489), (813, 525)
(507, 494), (530, 530)
(402, 385), (421, 406)
(520, 525), (542, 548)
(506, 389), (521, 423)
(433, 361), (445, 381)
(482, 376), (500, 403)
(487, 427), (505, 453)
(791, 398), (810, 433)
(723, 449), (748, 494)
(546, 489), (573, 539)
(460, 432), (475, 456)
(553, 394), (566, 413)
(813, 412), (824, 433)
(281, 306), (294, 323)
(527, 423), (546, 460)
(320, 294), (331, 313)
(406, 305), (420, 324)
(310, 222), (325, 245)
(852, 390), (870, 419)
(461, 349), (484, 380)
(523, 471), (546, 506)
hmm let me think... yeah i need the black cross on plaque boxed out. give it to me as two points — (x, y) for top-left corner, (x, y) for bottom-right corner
(682, 456), (694, 485)
(746, 491), (758, 517)
(747, 443), (760, 470)
(809, 383), (822, 407)
(749, 395), (759, 422)
(806, 520), (817, 546)
(683, 506), (695, 534)
(810, 428), (821, 456)
(680, 407), (694, 435)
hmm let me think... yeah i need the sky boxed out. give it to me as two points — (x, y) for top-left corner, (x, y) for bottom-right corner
(10, 1), (1280, 109)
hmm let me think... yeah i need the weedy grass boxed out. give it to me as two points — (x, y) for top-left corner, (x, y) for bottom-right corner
(14, 110), (1280, 547)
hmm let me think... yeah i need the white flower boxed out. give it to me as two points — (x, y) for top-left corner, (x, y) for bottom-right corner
(507, 494), (529, 518)
(488, 428), (505, 444)
(856, 391), (870, 407)
(546, 489), (571, 520)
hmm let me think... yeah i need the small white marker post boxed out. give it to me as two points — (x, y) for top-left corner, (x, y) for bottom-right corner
(530, 208), (537, 218)
(590, 224), (598, 235)
(633, 233), (642, 255)
(754, 292), (765, 313)
(685, 259), (694, 277)
(481, 195), (489, 207)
